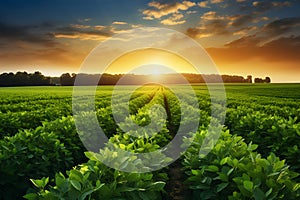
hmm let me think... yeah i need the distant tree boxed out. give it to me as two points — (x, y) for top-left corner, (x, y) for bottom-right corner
(15, 71), (29, 85)
(29, 71), (50, 85)
(0, 73), (13, 86)
(0, 71), (50, 86)
(50, 77), (61, 85)
(255, 78), (263, 83)
(221, 75), (247, 83)
(254, 77), (271, 83)
(60, 73), (76, 86)
(247, 75), (252, 83)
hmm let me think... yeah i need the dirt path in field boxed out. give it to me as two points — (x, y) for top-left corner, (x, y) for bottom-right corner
(162, 87), (190, 199)
(165, 160), (190, 200)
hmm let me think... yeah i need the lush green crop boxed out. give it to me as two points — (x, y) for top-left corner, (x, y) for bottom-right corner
(183, 128), (300, 199)
(0, 84), (299, 199)
(0, 117), (86, 199)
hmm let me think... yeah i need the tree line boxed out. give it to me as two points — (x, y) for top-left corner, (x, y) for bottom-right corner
(59, 73), (271, 85)
(254, 77), (271, 83)
(0, 71), (51, 86)
(0, 71), (271, 86)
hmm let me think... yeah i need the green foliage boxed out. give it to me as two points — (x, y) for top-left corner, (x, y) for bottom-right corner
(0, 116), (86, 199)
(226, 105), (300, 172)
(183, 129), (300, 199)
(0, 84), (299, 199)
(24, 86), (172, 199)
(24, 154), (168, 200)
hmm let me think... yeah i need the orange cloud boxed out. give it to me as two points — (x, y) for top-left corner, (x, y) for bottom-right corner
(233, 26), (257, 36)
(71, 24), (91, 29)
(112, 21), (127, 25)
(142, 1), (196, 19)
(53, 33), (109, 41)
(160, 13), (185, 25)
(198, 1), (209, 8)
(211, 0), (224, 4)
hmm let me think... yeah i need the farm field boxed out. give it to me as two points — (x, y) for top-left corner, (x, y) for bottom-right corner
(0, 84), (300, 199)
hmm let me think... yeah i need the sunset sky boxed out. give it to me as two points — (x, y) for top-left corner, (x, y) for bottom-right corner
(0, 0), (299, 82)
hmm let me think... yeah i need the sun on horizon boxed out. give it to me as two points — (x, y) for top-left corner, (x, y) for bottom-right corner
(103, 48), (201, 76)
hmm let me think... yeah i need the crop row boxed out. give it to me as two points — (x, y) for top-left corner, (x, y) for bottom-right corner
(225, 105), (300, 173)
(24, 87), (173, 199)
(25, 86), (300, 199)
(0, 87), (159, 199)
(188, 90), (300, 174)
(0, 86), (159, 138)
(27, 86), (300, 199)
(183, 127), (300, 199)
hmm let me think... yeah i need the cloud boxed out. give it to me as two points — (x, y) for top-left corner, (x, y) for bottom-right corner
(0, 21), (55, 46)
(187, 10), (198, 14)
(142, 1), (196, 19)
(186, 12), (228, 38)
(143, 16), (155, 20)
(228, 14), (253, 27)
(112, 21), (128, 25)
(205, 17), (300, 64)
(272, 1), (291, 7)
(226, 17), (300, 46)
(186, 12), (256, 38)
(71, 24), (91, 29)
(51, 24), (115, 41)
(233, 26), (258, 36)
(78, 18), (92, 23)
(0, 21), (89, 72)
(198, 1), (209, 8)
(201, 11), (224, 20)
(131, 24), (142, 28)
(211, 0), (224, 3)
(261, 17), (300, 36)
(252, 16), (270, 23)
(252, 1), (291, 12)
(0, 44), (84, 71)
(186, 6), (300, 39)
(187, 21), (228, 38)
(160, 13), (185, 25)
(207, 35), (300, 63)
(225, 34), (262, 48)
(53, 33), (109, 41)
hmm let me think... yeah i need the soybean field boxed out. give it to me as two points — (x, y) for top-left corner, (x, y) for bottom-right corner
(0, 84), (300, 200)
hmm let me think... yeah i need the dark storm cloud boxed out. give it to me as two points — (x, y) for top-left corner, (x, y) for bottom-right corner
(0, 22), (26, 38)
(262, 17), (300, 36)
(224, 17), (300, 48)
(0, 21), (56, 46)
(0, 19), (115, 45)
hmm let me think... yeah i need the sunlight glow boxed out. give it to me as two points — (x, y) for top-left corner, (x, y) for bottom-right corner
(105, 48), (199, 75)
